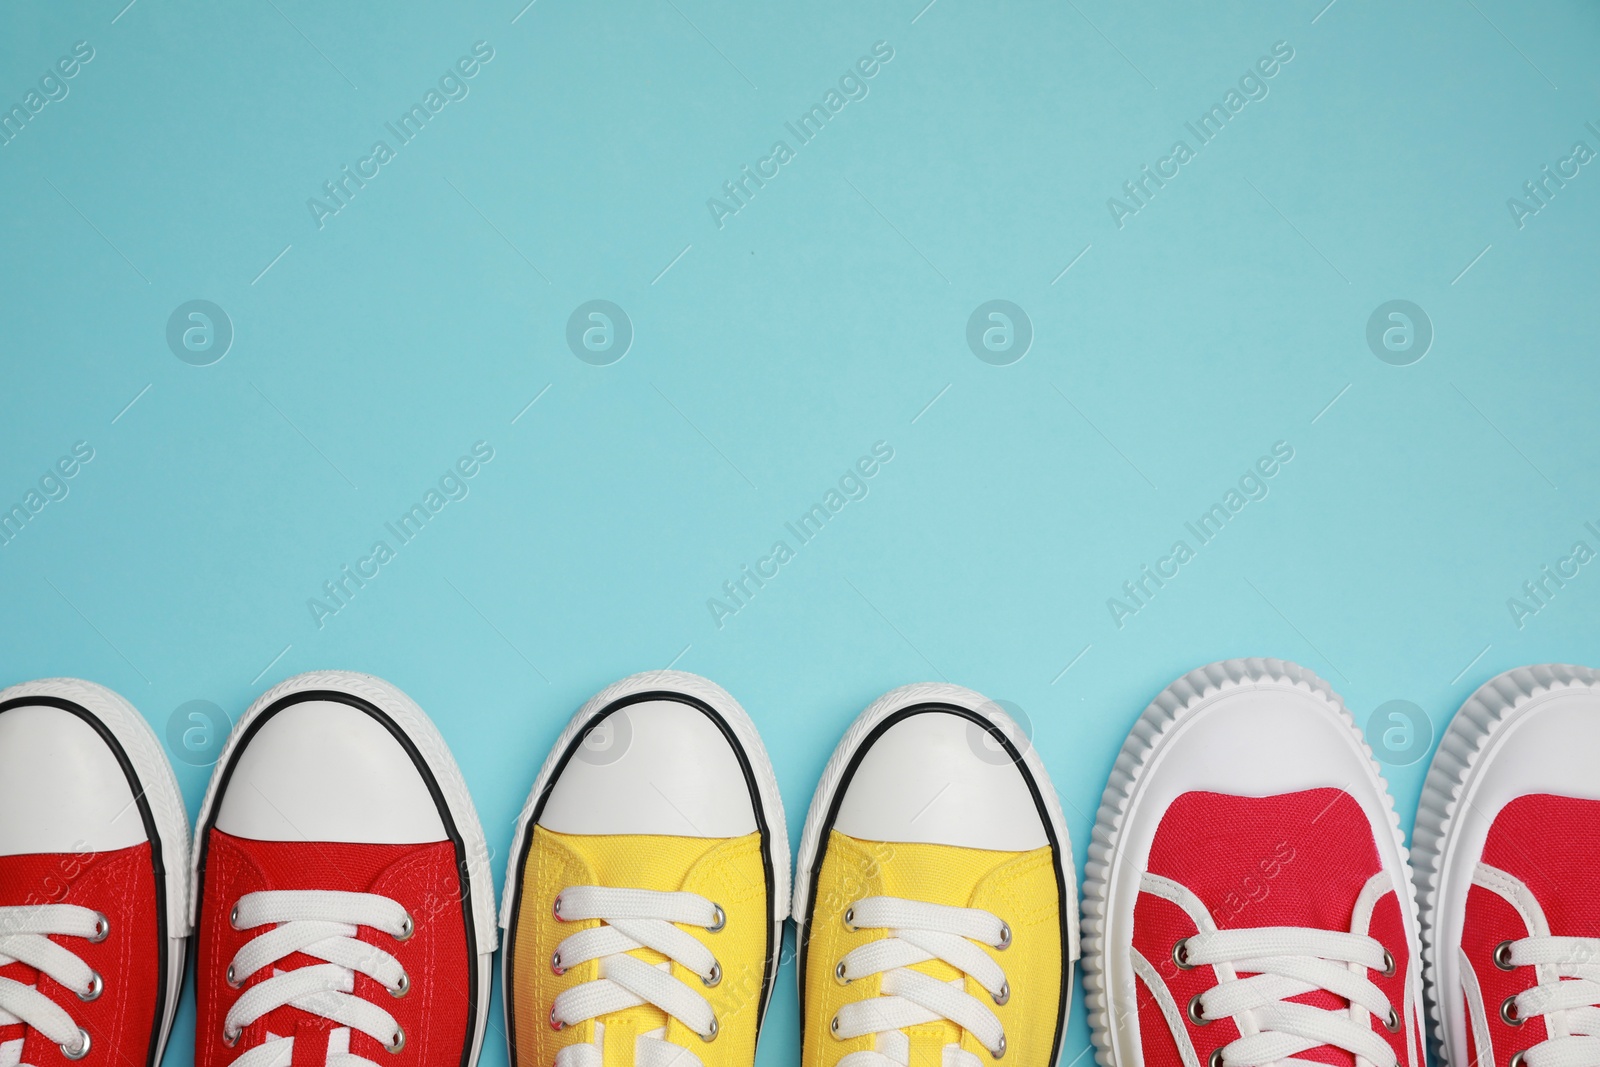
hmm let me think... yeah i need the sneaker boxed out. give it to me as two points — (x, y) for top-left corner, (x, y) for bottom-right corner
(500, 671), (789, 1067)
(1413, 664), (1600, 1067)
(0, 678), (189, 1066)
(793, 683), (1077, 1067)
(1082, 659), (1423, 1067)
(191, 670), (496, 1066)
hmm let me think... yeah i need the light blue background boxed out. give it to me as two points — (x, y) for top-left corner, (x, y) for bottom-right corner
(3, 0), (1598, 1064)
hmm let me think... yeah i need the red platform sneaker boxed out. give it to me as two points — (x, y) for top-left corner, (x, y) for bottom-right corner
(0, 678), (190, 1066)
(1083, 659), (1424, 1067)
(1414, 664), (1600, 1067)
(191, 671), (496, 1067)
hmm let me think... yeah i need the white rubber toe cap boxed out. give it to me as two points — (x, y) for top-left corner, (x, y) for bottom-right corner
(538, 698), (757, 837)
(833, 703), (1049, 851)
(0, 704), (146, 855)
(215, 699), (446, 843)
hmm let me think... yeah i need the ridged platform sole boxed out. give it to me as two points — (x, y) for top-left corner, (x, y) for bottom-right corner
(1410, 663), (1600, 1066)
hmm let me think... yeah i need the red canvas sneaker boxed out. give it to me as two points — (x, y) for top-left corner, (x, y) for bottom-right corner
(191, 671), (496, 1067)
(0, 678), (190, 1066)
(1083, 659), (1424, 1067)
(1413, 664), (1600, 1067)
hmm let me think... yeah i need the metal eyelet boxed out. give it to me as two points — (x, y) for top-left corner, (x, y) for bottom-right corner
(90, 913), (110, 942)
(700, 1017), (719, 1042)
(386, 1027), (405, 1054)
(1510, 1051), (1526, 1067)
(396, 912), (415, 941)
(996, 923), (1012, 950)
(551, 951), (565, 976)
(992, 1034), (1006, 1060)
(1384, 1008), (1401, 1033)
(703, 962), (722, 988)
(229, 904), (242, 931)
(706, 905), (726, 933)
(553, 895), (567, 921)
(1502, 996), (1523, 1027)
(1188, 993), (1210, 1026)
(223, 1026), (241, 1048)
(1495, 941), (1517, 970)
(61, 1029), (90, 1060)
(830, 1015), (841, 1036)
(390, 972), (410, 998)
(1209, 1049), (1224, 1067)
(226, 964), (243, 989)
(1380, 949), (1396, 977)
(1173, 938), (1195, 970)
(835, 961), (851, 985)
(842, 907), (856, 932)
(550, 1008), (566, 1031)
(993, 981), (1010, 1007)
(79, 972), (103, 1002)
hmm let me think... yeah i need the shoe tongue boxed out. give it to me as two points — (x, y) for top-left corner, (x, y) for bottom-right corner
(1482, 794), (1600, 938)
(537, 828), (746, 1045)
(210, 830), (456, 1056)
(1147, 790), (1385, 1067)
(545, 829), (726, 890)
(215, 830), (431, 891)
(1148, 789), (1380, 933)
(823, 831), (1035, 1062)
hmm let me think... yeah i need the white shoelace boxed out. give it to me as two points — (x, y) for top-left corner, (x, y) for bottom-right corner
(0, 904), (107, 1064)
(549, 886), (726, 1067)
(1495, 936), (1600, 1067)
(1178, 926), (1399, 1067)
(829, 896), (1012, 1067)
(223, 890), (413, 1067)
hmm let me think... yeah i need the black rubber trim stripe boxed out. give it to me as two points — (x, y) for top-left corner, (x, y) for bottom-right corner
(192, 689), (481, 1067)
(503, 689), (780, 1067)
(797, 702), (1071, 1067)
(0, 695), (174, 1067)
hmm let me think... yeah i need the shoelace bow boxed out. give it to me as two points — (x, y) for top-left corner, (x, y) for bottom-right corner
(1495, 936), (1600, 1067)
(1176, 927), (1400, 1067)
(223, 890), (413, 1067)
(0, 904), (108, 1064)
(549, 886), (726, 1067)
(829, 896), (1013, 1067)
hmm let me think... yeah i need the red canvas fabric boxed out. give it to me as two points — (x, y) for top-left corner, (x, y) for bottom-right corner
(1135, 789), (1413, 1067)
(0, 843), (162, 1066)
(1460, 794), (1600, 1067)
(1480, 795), (1600, 938)
(196, 829), (474, 1067)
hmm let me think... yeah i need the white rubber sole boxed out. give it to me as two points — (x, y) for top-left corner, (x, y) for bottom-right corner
(0, 677), (191, 1067)
(498, 669), (791, 1062)
(1081, 658), (1421, 1067)
(191, 670), (498, 1066)
(791, 681), (1080, 1057)
(1411, 663), (1600, 1067)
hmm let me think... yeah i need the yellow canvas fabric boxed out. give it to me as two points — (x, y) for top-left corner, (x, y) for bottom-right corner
(511, 826), (772, 1067)
(803, 830), (1064, 1067)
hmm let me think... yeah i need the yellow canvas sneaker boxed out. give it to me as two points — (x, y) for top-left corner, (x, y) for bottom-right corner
(500, 671), (789, 1067)
(795, 683), (1078, 1067)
